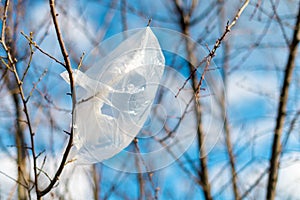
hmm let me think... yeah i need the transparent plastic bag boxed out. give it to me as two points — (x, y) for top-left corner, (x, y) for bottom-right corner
(61, 27), (165, 164)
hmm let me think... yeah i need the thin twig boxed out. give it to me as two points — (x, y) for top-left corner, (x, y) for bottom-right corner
(0, 171), (28, 188)
(240, 168), (268, 199)
(26, 68), (48, 103)
(36, 167), (52, 182)
(77, 52), (85, 70)
(134, 139), (145, 200)
(175, 0), (250, 97)
(21, 31), (66, 67)
(270, 0), (290, 46)
(218, 2), (240, 198)
(21, 32), (34, 82)
(173, 1), (213, 199)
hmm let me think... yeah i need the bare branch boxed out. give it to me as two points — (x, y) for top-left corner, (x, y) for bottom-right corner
(92, 165), (100, 200)
(176, 0), (250, 97)
(218, 2), (240, 198)
(21, 31), (66, 67)
(266, 2), (300, 200)
(1, 1), (38, 199)
(173, 1), (213, 199)
(38, 0), (76, 198)
(0, 170), (28, 189)
(26, 68), (48, 103)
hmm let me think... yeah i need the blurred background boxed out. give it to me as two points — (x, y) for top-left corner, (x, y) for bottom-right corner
(0, 0), (300, 199)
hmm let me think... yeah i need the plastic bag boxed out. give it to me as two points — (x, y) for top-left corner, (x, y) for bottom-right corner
(61, 27), (165, 164)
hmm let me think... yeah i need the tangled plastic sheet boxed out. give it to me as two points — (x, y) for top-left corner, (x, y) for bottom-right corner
(61, 27), (165, 164)
(61, 27), (225, 172)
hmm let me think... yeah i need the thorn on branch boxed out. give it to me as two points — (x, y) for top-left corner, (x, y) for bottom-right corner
(147, 18), (152, 26)
(77, 52), (85, 70)
(63, 130), (71, 135)
(226, 20), (230, 27)
(65, 158), (77, 165)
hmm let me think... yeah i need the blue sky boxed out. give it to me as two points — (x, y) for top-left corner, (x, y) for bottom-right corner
(1, 0), (300, 199)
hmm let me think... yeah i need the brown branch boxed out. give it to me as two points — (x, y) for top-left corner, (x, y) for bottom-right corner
(195, 0), (250, 93)
(1, 1), (37, 199)
(26, 68), (48, 103)
(173, 1), (213, 199)
(240, 168), (268, 199)
(1, 0), (9, 44)
(38, 0), (76, 198)
(270, 0), (290, 46)
(133, 138), (158, 199)
(21, 31), (66, 67)
(12, 93), (30, 200)
(92, 165), (100, 200)
(266, 2), (300, 200)
(134, 137), (158, 199)
(21, 32), (34, 82)
(282, 110), (300, 149)
(133, 138), (145, 200)
(223, 116), (241, 199)
(77, 52), (85, 70)
(0, 170), (28, 189)
(176, 0), (250, 97)
(172, 1), (250, 199)
(218, 1), (240, 199)
(153, 135), (204, 188)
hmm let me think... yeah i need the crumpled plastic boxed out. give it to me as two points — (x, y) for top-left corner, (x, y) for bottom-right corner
(61, 27), (165, 164)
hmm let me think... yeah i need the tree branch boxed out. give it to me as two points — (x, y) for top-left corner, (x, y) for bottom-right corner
(175, 0), (250, 97)
(38, 0), (76, 197)
(1, 1), (37, 199)
(173, 1), (213, 199)
(218, 1), (240, 199)
(266, 2), (300, 200)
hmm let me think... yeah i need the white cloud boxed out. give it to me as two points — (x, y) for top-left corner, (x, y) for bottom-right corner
(210, 152), (300, 199)
(0, 153), (18, 200)
(30, 2), (96, 57)
(0, 152), (93, 200)
(227, 70), (280, 106)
